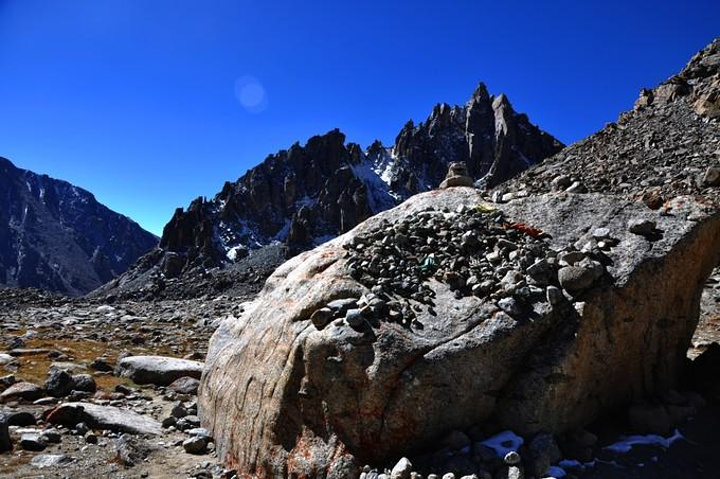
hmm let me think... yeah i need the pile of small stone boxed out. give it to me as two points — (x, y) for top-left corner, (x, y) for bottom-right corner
(337, 204), (607, 328)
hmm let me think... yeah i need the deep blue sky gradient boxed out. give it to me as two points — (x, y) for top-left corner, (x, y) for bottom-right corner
(1, 0), (717, 235)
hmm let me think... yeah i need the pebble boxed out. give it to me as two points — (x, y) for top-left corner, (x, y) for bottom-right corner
(183, 436), (207, 454)
(39, 430), (62, 444)
(20, 432), (46, 451)
(391, 457), (413, 479)
(345, 309), (365, 328)
(591, 228), (611, 240)
(85, 431), (98, 444)
(44, 368), (75, 398)
(498, 298), (522, 317)
(171, 403), (188, 419)
(310, 307), (335, 330)
(504, 451), (521, 465)
(702, 166), (720, 186)
(628, 219), (656, 236)
(558, 266), (596, 293)
(30, 454), (75, 468)
(7, 411), (36, 427)
(546, 286), (563, 305)
(0, 414), (11, 453)
(168, 376), (200, 395)
(90, 357), (114, 372)
(162, 416), (178, 428)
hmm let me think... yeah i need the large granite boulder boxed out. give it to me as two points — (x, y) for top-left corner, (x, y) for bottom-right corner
(199, 187), (720, 478)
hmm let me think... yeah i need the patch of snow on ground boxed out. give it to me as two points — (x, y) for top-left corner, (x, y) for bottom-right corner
(602, 429), (686, 454)
(478, 430), (524, 458)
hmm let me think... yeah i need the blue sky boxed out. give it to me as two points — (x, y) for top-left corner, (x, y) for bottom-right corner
(0, 1), (717, 235)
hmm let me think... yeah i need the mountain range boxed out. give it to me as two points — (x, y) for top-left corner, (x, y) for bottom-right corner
(0, 157), (158, 296)
(100, 83), (562, 298)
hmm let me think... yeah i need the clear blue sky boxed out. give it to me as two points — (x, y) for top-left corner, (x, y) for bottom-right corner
(0, 1), (717, 235)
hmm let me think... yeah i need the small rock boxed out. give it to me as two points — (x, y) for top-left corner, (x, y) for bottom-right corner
(39, 430), (62, 444)
(183, 436), (207, 454)
(116, 355), (203, 386)
(75, 422), (90, 435)
(498, 298), (522, 317)
(44, 368), (75, 397)
(169, 376), (200, 395)
(310, 307), (335, 330)
(186, 427), (210, 438)
(90, 357), (113, 372)
(46, 402), (162, 436)
(326, 298), (357, 315)
(345, 309), (365, 328)
(162, 417), (177, 428)
(391, 457), (412, 479)
(85, 431), (98, 444)
(628, 219), (656, 236)
(546, 286), (563, 305)
(558, 251), (585, 266)
(0, 374), (16, 388)
(528, 433), (561, 477)
(171, 403), (188, 419)
(30, 454), (75, 468)
(558, 266), (596, 293)
(0, 414), (11, 453)
(504, 451), (521, 465)
(114, 433), (149, 467)
(566, 181), (587, 193)
(7, 411), (36, 426)
(0, 381), (44, 402)
(20, 432), (46, 451)
(71, 374), (97, 393)
(702, 166), (720, 186)
(181, 415), (201, 427)
(591, 228), (611, 240)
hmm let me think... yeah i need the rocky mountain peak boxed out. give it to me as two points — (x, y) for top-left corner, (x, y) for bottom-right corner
(0, 157), (158, 295)
(101, 82), (562, 299)
(468, 81), (491, 103)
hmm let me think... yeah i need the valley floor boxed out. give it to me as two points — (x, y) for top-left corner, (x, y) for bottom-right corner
(0, 269), (718, 479)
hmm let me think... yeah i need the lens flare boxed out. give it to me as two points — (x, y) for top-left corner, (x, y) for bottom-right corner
(234, 76), (268, 113)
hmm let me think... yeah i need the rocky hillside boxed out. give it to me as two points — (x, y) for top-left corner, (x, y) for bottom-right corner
(0, 157), (158, 296)
(102, 83), (562, 298)
(497, 38), (720, 205)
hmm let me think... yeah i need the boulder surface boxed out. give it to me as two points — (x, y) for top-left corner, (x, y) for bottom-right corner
(199, 187), (720, 478)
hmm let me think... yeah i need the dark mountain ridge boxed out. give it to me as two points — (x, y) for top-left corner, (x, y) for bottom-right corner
(100, 82), (563, 298)
(0, 157), (158, 296)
